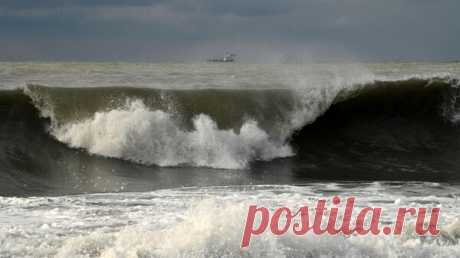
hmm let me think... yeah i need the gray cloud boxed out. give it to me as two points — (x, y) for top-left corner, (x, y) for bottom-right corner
(0, 0), (164, 9)
(0, 0), (459, 61)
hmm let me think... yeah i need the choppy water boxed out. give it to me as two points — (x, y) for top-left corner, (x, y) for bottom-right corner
(0, 62), (459, 257)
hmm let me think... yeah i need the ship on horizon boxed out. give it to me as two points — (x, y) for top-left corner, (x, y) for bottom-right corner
(207, 53), (236, 62)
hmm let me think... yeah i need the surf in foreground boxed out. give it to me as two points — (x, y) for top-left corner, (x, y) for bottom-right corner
(0, 183), (459, 258)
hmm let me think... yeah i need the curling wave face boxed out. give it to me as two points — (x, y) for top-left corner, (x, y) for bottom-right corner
(1, 74), (460, 195)
(24, 86), (303, 169)
(22, 76), (460, 169)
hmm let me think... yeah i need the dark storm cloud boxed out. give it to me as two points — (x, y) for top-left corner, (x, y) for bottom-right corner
(0, 0), (459, 61)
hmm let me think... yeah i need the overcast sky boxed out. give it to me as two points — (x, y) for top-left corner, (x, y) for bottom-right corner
(0, 0), (459, 62)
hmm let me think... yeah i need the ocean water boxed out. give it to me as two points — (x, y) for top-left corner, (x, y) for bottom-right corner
(0, 62), (459, 257)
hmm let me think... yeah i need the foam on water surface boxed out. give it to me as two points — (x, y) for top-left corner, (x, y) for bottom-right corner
(0, 183), (459, 258)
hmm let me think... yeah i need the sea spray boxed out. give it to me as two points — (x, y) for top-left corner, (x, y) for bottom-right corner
(52, 100), (293, 169)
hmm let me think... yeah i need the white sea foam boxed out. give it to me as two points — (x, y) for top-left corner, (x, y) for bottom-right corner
(52, 100), (292, 169)
(29, 69), (371, 169)
(1, 184), (458, 258)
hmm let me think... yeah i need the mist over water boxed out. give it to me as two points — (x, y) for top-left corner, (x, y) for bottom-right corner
(0, 62), (460, 257)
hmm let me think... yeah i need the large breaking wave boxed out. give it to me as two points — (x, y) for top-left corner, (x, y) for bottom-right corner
(0, 76), (459, 174)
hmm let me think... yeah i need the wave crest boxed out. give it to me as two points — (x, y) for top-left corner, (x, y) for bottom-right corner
(53, 100), (292, 169)
(13, 76), (460, 170)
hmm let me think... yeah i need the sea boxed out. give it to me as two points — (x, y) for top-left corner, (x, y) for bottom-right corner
(0, 61), (459, 257)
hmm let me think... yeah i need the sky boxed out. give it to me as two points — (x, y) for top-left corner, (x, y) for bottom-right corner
(0, 0), (459, 62)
